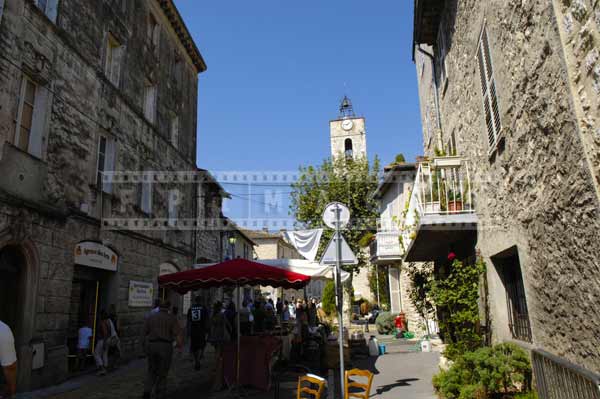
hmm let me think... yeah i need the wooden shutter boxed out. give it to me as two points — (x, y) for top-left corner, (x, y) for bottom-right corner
(0, 0), (5, 25)
(477, 26), (501, 150)
(388, 267), (402, 313)
(141, 172), (152, 214)
(29, 85), (50, 158)
(104, 138), (116, 193)
(46, 0), (58, 23)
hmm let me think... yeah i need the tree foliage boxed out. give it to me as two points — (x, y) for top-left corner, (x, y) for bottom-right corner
(430, 258), (486, 359)
(368, 265), (390, 309)
(322, 280), (336, 316)
(290, 156), (380, 273)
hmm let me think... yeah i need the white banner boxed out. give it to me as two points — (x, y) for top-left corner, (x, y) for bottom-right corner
(283, 229), (323, 262)
(128, 281), (154, 307)
(74, 241), (118, 272)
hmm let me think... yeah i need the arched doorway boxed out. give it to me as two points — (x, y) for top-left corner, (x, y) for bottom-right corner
(0, 246), (25, 333)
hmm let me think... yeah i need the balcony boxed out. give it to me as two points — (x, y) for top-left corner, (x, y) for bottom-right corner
(369, 231), (403, 264)
(402, 156), (478, 262)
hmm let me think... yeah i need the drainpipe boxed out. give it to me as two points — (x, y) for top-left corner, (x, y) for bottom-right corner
(416, 45), (443, 150)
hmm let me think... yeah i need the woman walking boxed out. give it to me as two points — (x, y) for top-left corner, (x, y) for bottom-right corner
(208, 301), (231, 392)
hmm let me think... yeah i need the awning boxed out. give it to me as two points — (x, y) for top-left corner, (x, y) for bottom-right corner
(158, 258), (311, 294)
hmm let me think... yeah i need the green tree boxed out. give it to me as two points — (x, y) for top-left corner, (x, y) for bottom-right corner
(394, 153), (406, 163)
(290, 155), (380, 274)
(322, 280), (337, 316)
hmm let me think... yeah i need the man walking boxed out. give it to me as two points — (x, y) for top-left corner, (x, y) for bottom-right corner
(143, 300), (183, 399)
(187, 296), (207, 370)
(0, 320), (17, 398)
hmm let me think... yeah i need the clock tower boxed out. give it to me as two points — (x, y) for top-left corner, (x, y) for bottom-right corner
(330, 96), (367, 161)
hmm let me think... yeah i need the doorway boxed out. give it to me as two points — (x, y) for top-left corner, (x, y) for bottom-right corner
(0, 246), (24, 331)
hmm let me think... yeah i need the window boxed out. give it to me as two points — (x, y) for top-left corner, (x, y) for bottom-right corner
(105, 33), (123, 87)
(437, 20), (449, 90)
(140, 171), (152, 214)
(344, 138), (353, 160)
(147, 14), (160, 56)
(143, 81), (157, 123)
(34, 0), (58, 22)
(96, 135), (115, 193)
(170, 115), (179, 148)
(168, 189), (179, 226)
(13, 75), (49, 158)
(477, 25), (502, 152)
(493, 247), (532, 342)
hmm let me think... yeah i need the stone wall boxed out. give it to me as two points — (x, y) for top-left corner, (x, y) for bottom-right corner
(414, 0), (600, 373)
(0, 0), (205, 390)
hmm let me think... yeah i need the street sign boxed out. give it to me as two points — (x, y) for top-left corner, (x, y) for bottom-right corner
(320, 235), (358, 265)
(323, 202), (350, 229)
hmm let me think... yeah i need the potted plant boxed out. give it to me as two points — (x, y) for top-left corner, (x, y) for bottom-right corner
(447, 190), (463, 212)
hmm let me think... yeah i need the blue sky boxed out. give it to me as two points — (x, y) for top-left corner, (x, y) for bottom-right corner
(174, 1), (423, 226)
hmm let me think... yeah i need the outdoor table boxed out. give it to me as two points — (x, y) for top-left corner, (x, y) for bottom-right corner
(223, 335), (282, 391)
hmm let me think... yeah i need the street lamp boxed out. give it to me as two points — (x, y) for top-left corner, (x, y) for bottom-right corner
(228, 235), (237, 259)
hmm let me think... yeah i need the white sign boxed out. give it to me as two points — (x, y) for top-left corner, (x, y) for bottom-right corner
(159, 262), (179, 276)
(74, 241), (118, 271)
(320, 235), (358, 265)
(128, 281), (154, 307)
(323, 202), (350, 229)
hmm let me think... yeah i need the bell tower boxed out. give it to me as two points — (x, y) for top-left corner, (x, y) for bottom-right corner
(329, 96), (367, 161)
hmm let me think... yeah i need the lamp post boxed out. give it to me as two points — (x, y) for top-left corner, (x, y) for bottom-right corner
(228, 235), (237, 259)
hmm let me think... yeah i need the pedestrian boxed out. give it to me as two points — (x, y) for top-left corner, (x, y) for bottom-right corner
(146, 299), (161, 320)
(282, 300), (290, 322)
(143, 300), (183, 399)
(0, 320), (17, 398)
(208, 301), (231, 392)
(288, 299), (296, 320)
(94, 310), (111, 375)
(238, 299), (253, 335)
(187, 297), (207, 370)
(76, 321), (93, 371)
(224, 301), (236, 339)
(308, 299), (317, 327)
(107, 304), (121, 365)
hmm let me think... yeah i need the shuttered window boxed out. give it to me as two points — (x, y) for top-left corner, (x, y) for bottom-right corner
(96, 135), (116, 193)
(105, 33), (124, 87)
(437, 20), (448, 89)
(140, 171), (153, 215)
(477, 26), (502, 152)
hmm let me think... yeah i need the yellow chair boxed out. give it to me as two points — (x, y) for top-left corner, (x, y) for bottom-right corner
(344, 368), (374, 399)
(297, 374), (326, 399)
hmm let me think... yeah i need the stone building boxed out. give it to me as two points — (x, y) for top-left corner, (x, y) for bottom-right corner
(408, 0), (600, 389)
(0, 0), (206, 390)
(371, 162), (433, 335)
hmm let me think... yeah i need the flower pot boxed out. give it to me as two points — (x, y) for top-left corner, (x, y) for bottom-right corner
(447, 200), (463, 212)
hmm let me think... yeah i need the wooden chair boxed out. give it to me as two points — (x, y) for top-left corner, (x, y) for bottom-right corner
(297, 374), (326, 399)
(344, 368), (374, 399)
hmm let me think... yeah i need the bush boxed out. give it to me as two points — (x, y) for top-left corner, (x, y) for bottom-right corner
(375, 312), (396, 334)
(433, 343), (532, 399)
(322, 281), (336, 316)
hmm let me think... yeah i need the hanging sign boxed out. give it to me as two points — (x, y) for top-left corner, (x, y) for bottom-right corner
(128, 281), (154, 307)
(74, 241), (118, 271)
(320, 235), (358, 265)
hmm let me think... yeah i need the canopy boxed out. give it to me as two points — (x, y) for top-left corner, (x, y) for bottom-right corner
(158, 258), (311, 294)
(194, 258), (350, 283)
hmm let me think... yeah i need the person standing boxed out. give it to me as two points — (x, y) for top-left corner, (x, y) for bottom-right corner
(187, 297), (207, 370)
(208, 301), (231, 392)
(143, 300), (183, 399)
(94, 310), (110, 376)
(76, 321), (93, 371)
(0, 320), (17, 398)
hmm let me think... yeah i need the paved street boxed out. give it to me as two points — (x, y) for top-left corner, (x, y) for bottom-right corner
(19, 340), (439, 399)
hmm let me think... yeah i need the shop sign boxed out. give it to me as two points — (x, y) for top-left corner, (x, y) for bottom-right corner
(159, 262), (179, 276)
(128, 281), (154, 307)
(74, 241), (118, 271)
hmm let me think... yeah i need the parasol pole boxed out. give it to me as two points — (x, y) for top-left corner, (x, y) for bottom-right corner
(236, 283), (241, 385)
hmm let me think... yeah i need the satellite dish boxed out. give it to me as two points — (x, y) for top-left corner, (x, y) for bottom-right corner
(322, 202), (350, 229)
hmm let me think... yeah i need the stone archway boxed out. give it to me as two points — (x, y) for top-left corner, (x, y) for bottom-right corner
(0, 239), (39, 391)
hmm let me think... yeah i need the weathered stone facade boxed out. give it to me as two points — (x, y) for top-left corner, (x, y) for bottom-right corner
(413, 0), (600, 374)
(0, 0), (205, 390)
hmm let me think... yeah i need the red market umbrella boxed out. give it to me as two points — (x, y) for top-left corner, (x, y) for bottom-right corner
(158, 258), (311, 294)
(158, 258), (311, 388)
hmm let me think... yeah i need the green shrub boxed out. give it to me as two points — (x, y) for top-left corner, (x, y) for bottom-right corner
(433, 343), (532, 399)
(375, 312), (396, 334)
(322, 281), (336, 316)
(515, 392), (538, 399)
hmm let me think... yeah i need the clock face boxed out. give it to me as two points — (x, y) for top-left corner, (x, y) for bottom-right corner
(342, 119), (354, 131)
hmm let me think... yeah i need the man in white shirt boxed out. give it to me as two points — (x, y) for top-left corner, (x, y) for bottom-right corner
(76, 322), (93, 370)
(0, 320), (17, 397)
